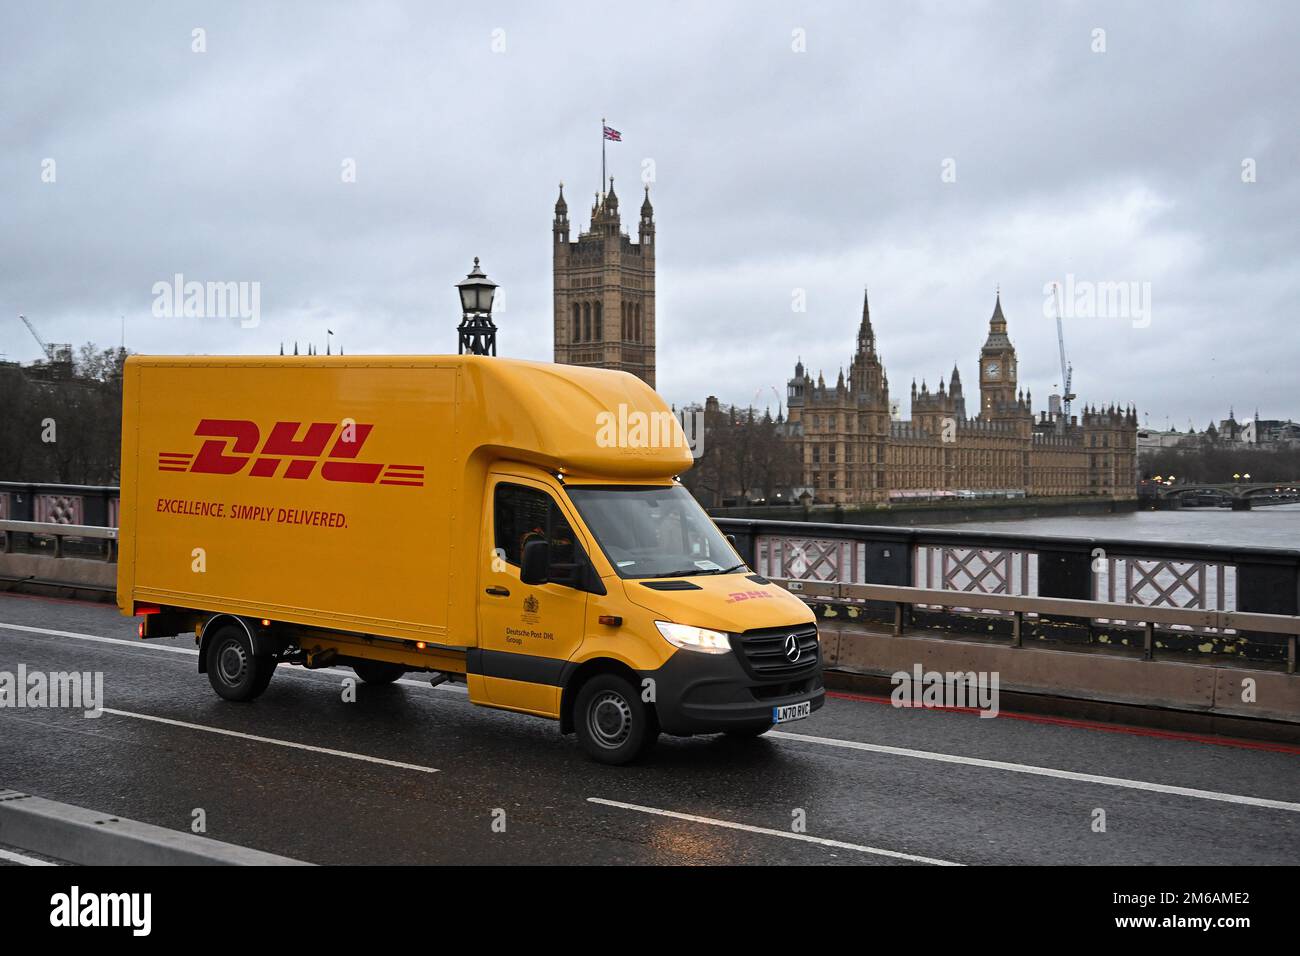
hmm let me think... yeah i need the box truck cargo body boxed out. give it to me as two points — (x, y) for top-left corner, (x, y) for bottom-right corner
(118, 355), (823, 763)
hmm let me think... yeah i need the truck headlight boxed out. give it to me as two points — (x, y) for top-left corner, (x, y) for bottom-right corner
(655, 621), (732, 654)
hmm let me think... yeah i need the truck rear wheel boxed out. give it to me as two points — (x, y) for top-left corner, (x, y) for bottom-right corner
(352, 660), (405, 684)
(206, 624), (275, 702)
(574, 674), (658, 765)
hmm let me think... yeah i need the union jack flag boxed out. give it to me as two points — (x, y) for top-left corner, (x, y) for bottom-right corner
(603, 125), (622, 142)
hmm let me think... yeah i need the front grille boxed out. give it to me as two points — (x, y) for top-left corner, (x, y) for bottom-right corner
(731, 624), (820, 680)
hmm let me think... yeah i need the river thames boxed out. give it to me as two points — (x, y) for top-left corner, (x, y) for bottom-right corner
(952, 502), (1300, 549)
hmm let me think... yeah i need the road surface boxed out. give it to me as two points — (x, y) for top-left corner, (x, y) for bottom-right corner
(1, 593), (1297, 865)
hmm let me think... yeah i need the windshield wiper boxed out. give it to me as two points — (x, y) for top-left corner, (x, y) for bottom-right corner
(643, 563), (748, 578)
(694, 563), (749, 575)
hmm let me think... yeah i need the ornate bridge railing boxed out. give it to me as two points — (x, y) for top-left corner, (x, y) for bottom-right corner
(0, 482), (120, 528)
(721, 517), (1300, 666)
(0, 482), (121, 564)
(4, 483), (1298, 665)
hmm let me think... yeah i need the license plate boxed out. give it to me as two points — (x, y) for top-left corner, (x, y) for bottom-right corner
(772, 701), (811, 724)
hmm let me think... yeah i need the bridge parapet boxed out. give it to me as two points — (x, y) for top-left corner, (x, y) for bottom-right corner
(3, 482), (1298, 668)
(0, 482), (120, 528)
(717, 516), (1300, 668)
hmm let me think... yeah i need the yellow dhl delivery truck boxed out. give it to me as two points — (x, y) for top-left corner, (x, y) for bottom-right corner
(118, 354), (823, 763)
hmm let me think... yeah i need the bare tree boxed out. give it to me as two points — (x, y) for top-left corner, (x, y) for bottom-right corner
(2, 344), (128, 484)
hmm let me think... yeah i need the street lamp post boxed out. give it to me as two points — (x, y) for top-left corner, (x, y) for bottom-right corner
(456, 257), (499, 356)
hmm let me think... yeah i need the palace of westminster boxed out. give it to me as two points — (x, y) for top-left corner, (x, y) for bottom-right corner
(550, 179), (1138, 504)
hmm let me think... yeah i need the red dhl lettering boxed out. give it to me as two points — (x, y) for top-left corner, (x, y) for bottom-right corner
(158, 419), (423, 487)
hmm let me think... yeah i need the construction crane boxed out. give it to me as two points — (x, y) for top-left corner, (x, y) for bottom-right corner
(1049, 283), (1075, 427)
(18, 313), (73, 367)
(20, 313), (52, 360)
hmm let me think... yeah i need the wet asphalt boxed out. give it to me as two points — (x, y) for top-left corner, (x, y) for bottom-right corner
(1, 593), (1297, 866)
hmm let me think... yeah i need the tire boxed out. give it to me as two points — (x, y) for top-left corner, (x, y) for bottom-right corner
(250, 658), (278, 698)
(352, 660), (405, 684)
(574, 673), (658, 765)
(205, 624), (275, 702)
(725, 722), (773, 739)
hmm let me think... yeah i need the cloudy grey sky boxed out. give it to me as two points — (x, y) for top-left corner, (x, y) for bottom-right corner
(3, 1), (1297, 430)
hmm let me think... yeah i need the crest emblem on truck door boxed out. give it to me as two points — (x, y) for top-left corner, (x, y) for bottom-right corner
(523, 595), (539, 614)
(158, 419), (424, 487)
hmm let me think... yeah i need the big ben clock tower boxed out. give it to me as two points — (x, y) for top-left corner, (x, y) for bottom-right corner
(979, 290), (1018, 416)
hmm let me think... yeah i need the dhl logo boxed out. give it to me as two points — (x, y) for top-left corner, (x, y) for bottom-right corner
(158, 419), (424, 487)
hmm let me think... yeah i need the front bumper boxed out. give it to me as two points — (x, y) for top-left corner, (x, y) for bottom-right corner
(643, 639), (824, 736)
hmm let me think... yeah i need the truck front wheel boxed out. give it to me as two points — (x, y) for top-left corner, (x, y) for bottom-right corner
(205, 625), (275, 702)
(352, 660), (405, 684)
(574, 674), (658, 765)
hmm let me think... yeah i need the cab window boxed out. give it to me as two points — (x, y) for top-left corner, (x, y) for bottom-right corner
(493, 484), (576, 567)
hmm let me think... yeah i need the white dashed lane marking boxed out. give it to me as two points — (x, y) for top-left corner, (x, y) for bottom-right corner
(588, 797), (962, 865)
(100, 708), (440, 774)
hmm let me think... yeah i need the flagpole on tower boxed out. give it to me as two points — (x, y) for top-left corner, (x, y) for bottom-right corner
(601, 116), (606, 199)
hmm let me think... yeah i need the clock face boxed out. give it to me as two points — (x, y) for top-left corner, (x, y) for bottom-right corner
(985, 361), (1000, 377)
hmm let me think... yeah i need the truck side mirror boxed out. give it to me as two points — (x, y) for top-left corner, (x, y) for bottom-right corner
(520, 539), (550, 585)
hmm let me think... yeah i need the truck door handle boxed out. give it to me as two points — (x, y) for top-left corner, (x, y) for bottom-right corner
(484, 586), (510, 597)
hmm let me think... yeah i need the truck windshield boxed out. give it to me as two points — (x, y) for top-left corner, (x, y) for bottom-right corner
(566, 484), (745, 579)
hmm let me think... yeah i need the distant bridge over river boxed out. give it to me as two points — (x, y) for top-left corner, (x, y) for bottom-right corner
(1152, 482), (1300, 510)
